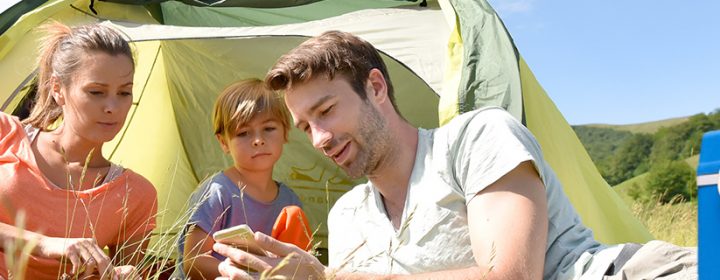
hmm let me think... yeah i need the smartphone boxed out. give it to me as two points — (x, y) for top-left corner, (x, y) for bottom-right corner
(213, 224), (267, 256)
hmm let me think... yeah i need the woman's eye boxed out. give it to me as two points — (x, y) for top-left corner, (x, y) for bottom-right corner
(120, 91), (133, 96)
(89, 90), (103, 95)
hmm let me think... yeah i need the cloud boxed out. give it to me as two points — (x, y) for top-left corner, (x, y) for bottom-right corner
(492, 0), (535, 14)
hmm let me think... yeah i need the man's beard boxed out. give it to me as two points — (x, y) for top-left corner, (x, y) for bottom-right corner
(340, 101), (390, 179)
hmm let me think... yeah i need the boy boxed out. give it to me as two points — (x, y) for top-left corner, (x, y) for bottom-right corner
(177, 79), (310, 279)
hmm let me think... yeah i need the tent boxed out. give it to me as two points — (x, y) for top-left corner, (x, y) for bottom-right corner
(0, 0), (652, 260)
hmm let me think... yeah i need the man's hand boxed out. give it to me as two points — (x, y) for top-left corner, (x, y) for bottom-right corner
(214, 232), (326, 280)
(36, 236), (112, 279)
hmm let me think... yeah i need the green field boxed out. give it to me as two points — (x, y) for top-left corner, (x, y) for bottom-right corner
(613, 155), (698, 246)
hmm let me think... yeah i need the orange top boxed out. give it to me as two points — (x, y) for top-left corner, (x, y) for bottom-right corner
(0, 113), (157, 279)
(271, 205), (312, 251)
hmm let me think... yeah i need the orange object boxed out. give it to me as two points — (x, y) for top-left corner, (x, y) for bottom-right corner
(271, 205), (312, 250)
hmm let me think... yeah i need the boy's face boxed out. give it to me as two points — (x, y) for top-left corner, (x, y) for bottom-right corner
(284, 76), (389, 178)
(216, 111), (286, 172)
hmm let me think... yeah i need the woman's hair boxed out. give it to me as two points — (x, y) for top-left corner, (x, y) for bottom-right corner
(22, 21), (134, 130)
(213, 78), (291, 140)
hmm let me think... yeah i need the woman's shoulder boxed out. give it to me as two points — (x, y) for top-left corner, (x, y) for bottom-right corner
(119, 168), (157, 196)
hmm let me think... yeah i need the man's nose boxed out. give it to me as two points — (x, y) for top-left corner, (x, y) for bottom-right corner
(311, 126), (332, 150)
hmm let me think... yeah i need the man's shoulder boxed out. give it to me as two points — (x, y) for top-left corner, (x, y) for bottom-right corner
(439, 106), (516, 132)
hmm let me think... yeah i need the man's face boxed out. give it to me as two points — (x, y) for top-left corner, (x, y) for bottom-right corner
(284, 76), (390, 178)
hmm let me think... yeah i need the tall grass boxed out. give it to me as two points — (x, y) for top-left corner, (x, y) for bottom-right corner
(629, 196), (697, 247)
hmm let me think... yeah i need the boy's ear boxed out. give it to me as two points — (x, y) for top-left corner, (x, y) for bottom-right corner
(215, 134), (230, 153)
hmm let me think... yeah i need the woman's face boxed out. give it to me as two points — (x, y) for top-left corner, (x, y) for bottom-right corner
(55, 51), (134, 144)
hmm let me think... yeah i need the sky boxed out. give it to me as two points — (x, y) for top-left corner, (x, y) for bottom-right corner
(487, 0), (720, 125)
(2, 1), (717, 125)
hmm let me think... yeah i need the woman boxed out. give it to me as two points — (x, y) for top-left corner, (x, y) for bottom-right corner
(0, 22), (157, 279)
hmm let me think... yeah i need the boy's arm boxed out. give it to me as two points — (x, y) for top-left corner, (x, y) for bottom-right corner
(183, 226), (222, 279)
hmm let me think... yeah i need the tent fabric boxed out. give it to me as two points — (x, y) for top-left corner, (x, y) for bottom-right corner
(0, 0), (651, 259)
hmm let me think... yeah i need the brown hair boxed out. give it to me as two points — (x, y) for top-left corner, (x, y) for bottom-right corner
(213, 78), (291, 139)
(22, 21), (134, 129)
(265, 30), (398, 112)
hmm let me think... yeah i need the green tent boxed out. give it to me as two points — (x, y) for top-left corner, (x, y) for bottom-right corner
(0, 0), (652, 259)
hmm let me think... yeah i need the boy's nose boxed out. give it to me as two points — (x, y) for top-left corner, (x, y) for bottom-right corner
(253, 138), (265, 147)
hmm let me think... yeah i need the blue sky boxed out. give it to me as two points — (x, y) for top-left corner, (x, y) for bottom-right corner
(487, 0), (720, 125)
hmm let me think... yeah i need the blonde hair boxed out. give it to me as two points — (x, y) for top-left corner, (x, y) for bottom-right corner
(23, 21), (134, 130)
(213, 78), (291, 139)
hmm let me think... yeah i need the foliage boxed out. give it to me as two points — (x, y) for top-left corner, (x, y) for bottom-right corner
(575, 109), (720, 193)
(631, 160), (696, 204)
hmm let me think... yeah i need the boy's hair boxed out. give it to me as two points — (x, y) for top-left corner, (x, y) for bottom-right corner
(212, 78), (291, 139)
(265, 30), (399, 113)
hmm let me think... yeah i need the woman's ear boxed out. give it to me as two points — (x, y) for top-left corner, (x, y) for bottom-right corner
(215, 134), (230, 153)
(51, 77), (65, 106)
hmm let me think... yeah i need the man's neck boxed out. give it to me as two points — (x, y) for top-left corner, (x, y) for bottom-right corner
(367, 121), (419, 228)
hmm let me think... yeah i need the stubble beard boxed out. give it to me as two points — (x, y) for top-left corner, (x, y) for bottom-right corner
(341, 101), (391, 179)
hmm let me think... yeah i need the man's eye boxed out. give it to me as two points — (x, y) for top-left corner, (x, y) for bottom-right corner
(320, 105), (333, 116)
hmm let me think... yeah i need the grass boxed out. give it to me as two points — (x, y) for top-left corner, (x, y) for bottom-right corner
(613, 155), (699, 247)
(627, 197), (697, 247)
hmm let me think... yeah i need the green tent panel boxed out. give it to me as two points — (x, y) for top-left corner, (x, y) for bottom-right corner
(0, 0), (651, 258)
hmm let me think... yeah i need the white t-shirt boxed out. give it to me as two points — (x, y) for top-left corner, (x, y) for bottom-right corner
(328, 107), (606, 279)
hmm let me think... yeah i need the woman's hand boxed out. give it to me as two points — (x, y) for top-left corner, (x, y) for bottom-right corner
(36, 236), (112, 278)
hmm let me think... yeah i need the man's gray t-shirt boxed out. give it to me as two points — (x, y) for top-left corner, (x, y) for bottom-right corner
(328, 107), (604, 279)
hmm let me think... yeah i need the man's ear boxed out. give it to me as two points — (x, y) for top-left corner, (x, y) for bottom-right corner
(366, 68), (388, 105)
(215, 133), (230, 153)
(51, 77), (65, 106)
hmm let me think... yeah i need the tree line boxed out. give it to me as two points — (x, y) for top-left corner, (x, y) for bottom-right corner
(573, 109), (720, 204)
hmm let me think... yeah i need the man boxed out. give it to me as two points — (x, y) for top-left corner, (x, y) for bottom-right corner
(213, 31), (697, 280)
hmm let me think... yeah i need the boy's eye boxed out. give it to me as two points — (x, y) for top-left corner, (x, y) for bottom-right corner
(265, 126), (277, 132)
(237, 131), (248, 137)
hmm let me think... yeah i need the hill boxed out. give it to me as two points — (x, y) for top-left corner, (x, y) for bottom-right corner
(580, 116), (689, 134)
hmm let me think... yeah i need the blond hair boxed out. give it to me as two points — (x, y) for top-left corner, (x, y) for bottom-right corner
(213, 78), (291, 139)
(23, 21), (134, 130)
(265, 30), (399, 113)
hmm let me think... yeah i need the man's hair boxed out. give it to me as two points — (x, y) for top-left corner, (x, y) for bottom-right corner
(213, 78), (291, 139)
(266, 30), (399, 112)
